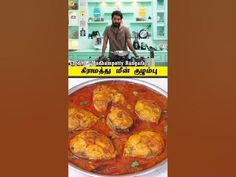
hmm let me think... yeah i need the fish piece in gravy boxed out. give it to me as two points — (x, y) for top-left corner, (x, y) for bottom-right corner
(69, 130), (116, 160)
(106, 106), (133, 133)
(68, 105), (98, 131)
(135, 99), (162, 123)
(93, 85), (125, 112)
(123, 131), (164, 159)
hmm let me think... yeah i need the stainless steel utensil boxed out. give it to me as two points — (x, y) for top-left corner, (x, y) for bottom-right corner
(110, 50), (130, 57)
(68, 78), (168, 177)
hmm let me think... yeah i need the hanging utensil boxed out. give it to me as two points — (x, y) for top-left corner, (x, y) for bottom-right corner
(138, 24), (151, 39)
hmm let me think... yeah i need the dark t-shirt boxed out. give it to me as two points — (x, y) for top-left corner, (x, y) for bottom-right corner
(103, 25), (131, 52)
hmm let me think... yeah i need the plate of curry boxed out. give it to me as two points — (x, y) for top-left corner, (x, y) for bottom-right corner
(68, 79), (168, 176)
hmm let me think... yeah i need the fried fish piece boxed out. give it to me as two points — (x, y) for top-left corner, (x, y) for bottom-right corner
(112, 92), (125, 105)
(106, 106), (133, 133)
(69, 130), (116, 160)
(68, 106), (98, 131)
(93, 85), (125, 112)
(123, 131), (164, 159)
(135, 99), (162, 123)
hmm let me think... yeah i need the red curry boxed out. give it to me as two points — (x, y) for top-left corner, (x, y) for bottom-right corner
(68, 81), (168, 175)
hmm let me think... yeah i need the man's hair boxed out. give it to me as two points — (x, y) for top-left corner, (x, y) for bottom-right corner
(111, 10), (123, 19)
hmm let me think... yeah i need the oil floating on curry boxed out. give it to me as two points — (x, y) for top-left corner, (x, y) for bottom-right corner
(68, 81), (168, 175)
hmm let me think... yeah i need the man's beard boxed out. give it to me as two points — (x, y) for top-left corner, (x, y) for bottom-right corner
(112, 22), (120, 28)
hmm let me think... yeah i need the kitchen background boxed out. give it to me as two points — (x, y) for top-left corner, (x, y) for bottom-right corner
(68, 0), (168, 66)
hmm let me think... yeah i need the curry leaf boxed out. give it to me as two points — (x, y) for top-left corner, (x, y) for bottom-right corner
(131, 161), (139, 168)
(80, 100), (88, 106)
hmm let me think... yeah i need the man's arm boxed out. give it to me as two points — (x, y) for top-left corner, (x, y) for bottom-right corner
(101, 35), (108, 57)
(127, 38), (138, 57)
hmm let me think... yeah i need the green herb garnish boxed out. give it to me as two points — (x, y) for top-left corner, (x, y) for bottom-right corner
(131, 161), (139, 168)
(80, 100), (88, 106)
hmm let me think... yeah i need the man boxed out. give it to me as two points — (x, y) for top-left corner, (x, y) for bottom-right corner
(101, 10), (139, 60)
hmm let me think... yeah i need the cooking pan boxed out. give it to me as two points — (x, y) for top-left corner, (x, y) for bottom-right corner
(110, 50), (130, 57)
(68, 78), (168, 177)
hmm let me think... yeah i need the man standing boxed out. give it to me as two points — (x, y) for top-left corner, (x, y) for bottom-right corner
(101, 10), (139, 60)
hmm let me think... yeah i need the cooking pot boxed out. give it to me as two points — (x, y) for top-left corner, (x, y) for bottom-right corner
(110, 50), (130, 57)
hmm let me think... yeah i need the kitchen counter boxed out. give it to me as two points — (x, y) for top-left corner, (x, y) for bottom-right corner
(69, 49), (167, 53)
(68, 49), (168, 66)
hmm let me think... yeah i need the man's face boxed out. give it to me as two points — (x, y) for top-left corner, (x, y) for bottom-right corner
(112, 15), (122, 28)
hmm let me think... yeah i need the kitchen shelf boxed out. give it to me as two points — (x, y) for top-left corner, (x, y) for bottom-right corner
(103, 11), (134, 14)
(156, 9), (165, 12)
(157, 0), (165, 10)
(156, 22), (165, 26)
(88, 21), (109, 24)
(88, 0), (152, 3)
(157, 7), (165, 10)
(156, 37), (167, 40)
(130, 21), (152, 24)
(153, 0), (167, 41)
